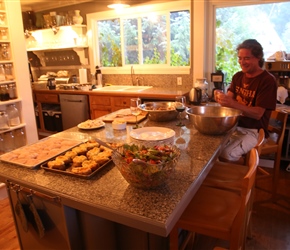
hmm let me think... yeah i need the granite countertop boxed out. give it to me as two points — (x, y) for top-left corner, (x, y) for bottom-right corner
(0, 117), (230, 237)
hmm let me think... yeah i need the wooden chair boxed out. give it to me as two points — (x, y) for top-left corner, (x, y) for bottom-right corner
(169, 148), (259, 250)
(257, 110), (288, 200)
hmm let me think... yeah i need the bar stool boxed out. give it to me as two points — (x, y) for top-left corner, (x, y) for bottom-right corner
(169, 148), (259, 250)
(202, 128), (264, 192)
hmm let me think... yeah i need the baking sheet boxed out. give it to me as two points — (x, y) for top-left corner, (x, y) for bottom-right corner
(40, 141), (113, 179)
(0, 137), (82, 169)
(102, 109), (148, 123)
(41, 159), (112, 179)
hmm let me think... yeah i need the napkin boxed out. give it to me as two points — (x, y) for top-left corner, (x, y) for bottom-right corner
(277, 86), (288, 104)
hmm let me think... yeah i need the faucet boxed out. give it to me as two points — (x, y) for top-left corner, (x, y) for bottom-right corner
(131, 66), (135, 86)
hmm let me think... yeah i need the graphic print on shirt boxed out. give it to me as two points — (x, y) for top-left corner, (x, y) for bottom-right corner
(235, 84), (255, 107)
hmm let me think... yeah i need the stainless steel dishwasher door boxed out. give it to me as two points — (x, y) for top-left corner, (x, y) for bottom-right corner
(59, 94), (89, 130)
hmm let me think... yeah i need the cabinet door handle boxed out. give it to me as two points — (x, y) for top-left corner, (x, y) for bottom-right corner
(7, 181), (61, 204)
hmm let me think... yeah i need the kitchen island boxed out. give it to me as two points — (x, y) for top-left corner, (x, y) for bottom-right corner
(0, 114), (232, 249)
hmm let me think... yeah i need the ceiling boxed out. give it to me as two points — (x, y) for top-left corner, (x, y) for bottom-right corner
(19, 0), (149, 12)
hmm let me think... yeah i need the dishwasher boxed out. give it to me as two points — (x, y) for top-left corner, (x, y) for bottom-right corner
(59, 94), (89, 130)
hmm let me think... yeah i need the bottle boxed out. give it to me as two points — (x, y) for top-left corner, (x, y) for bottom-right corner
(6, 104), (20, 126)
(95, 66), (102, 88)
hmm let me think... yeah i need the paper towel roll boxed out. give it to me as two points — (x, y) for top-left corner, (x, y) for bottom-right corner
(79, 68), (87, 84)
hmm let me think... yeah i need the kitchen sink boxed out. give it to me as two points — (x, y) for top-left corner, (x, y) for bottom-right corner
(93, 85), (152, 92)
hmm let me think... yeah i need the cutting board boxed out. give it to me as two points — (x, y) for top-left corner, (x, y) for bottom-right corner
(102, 109), (148, 123)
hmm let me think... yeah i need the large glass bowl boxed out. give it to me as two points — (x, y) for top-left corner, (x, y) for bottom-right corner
(112, 144), (180, 189)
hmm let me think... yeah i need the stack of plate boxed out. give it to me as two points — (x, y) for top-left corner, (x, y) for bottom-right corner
(129, 127), (175, 147)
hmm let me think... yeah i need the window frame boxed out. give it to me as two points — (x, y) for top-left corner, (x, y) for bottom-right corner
(87, 1), (191, 75)
(205, 0), (282, 83)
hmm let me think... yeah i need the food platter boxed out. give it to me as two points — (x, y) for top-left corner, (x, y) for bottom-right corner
(41, 140), (113, 179)
(77, 119), (105, 130)
(130, 127), (175, 141)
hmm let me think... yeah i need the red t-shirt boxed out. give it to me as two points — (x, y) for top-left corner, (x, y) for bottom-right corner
(228, 70), (277, 137)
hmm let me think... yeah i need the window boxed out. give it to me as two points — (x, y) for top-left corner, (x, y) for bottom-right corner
(215, 2), (290, 83)
(87, 1), (190, 74)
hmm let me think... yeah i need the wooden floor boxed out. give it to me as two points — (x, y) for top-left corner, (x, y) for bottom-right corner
(0, 163), (289, 250)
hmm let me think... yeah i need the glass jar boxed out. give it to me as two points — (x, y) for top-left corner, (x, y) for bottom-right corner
(8, 83), (17, 99)
(6, 104), (20, 126)
(0, 64), (5, 81)
(4, 64), (13, 80)
(3, 131), (15, 152)
(0, 134), (4, 155)
(0, 84), (9, 101)
(1, 43), (10, 60)
(0, 29), (7, 40)
(0, 110), (9, 130)
(195, 78), (209, 103)
(14, 128), (26, 148)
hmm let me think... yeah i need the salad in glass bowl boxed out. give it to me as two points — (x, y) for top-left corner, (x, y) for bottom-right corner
(112, 143), (180, 189)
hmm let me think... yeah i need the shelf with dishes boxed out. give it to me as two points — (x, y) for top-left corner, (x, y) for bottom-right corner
(25, 25), (88, 51)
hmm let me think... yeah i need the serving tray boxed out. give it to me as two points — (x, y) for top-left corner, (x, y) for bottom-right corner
(102, 109), (147, 123)
(40, 141), (112, 179)
(0, 137), (82, 169)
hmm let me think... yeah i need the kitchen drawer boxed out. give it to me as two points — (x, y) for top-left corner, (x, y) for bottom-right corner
(90, 96), (111, 106)
(35, 93), (59, 103)
(112, 97), (131, 108)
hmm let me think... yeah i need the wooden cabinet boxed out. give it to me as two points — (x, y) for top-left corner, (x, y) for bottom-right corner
(89, 95), (133, 119)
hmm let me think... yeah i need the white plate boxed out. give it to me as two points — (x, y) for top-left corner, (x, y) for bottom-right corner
(130, 127), (175, 141)
(77, 120), (105, 130)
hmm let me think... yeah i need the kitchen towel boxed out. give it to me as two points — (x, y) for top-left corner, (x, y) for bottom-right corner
(277, 86), (288, 104)
(79, 68), (87, 84)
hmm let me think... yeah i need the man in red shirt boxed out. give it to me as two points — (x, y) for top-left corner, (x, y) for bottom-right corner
(215, 39), (277, 162)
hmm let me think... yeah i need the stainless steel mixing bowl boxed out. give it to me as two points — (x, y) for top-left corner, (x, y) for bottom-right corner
(138, 102), (178, 122)
(186, 106), (242, 135)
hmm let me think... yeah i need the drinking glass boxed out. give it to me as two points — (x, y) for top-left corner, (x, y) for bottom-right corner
(175, 96), (186, 126)
(130, 98), (141, 129)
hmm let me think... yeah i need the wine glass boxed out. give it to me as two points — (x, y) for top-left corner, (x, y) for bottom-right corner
(130, 98), (141, 129)
(175, 96), (186, 126)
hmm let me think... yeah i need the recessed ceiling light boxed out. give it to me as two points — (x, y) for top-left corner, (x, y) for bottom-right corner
(107, 3), (130, 9)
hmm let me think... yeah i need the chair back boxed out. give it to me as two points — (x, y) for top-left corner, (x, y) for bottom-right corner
(262, 110), (288, 155)
(256, 128), (265, 155)
(244, 128), (265, 165)
(232, 148), (259, 244)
